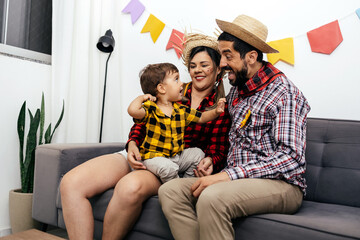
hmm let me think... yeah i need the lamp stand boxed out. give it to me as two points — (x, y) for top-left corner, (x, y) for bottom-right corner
(99, 52), (112, 143)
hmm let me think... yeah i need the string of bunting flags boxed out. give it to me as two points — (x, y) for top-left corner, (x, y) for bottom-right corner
(122, 0), (360, 66)
(121, 0), (185, 58)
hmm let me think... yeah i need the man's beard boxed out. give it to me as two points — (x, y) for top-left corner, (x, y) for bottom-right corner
(229, 64), (249, 89)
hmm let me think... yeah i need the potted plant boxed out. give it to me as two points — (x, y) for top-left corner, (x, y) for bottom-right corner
(9, 93), (64, 233)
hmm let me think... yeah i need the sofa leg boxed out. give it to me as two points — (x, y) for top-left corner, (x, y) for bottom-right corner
(41, 223), (48, 232)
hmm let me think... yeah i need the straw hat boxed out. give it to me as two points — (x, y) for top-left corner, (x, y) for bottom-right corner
(181, 33), (219, 67)
(216, 15), (278, 53)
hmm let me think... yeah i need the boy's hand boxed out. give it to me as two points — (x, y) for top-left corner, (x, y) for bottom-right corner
(198, 98), (226, 124)
(129, 94), (156, 119)
(143, 94), (156, 102)
(216, 98), (226, 114)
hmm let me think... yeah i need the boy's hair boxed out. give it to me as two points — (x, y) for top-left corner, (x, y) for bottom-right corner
(218, 32), (263, 62)
(139, 63), (179, 96)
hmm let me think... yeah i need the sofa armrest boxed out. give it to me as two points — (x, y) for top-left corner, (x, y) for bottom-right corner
(32, 142), (125, 226)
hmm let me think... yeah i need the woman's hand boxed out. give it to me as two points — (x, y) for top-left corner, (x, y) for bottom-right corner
(194, 157), (213, 177)
(127, 141), (146, 170)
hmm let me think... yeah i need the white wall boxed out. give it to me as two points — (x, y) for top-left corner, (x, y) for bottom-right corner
(0, 54), (51, 234)
(116, 0), (360, 137)
(1, 0), (360, 234)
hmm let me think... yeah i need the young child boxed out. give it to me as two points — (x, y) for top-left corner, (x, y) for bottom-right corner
(128, 63), (226, 183)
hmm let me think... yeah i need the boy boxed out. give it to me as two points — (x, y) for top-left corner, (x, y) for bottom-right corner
(128, 63), (225, 183)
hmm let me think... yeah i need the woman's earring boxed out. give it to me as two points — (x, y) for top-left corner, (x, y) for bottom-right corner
(214, 80), (220, 89)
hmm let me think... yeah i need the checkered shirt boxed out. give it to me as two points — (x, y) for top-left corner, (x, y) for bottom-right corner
(127, 81), (231, 173)
(134, 100), (202, 160)
(225, 63), (311, 194)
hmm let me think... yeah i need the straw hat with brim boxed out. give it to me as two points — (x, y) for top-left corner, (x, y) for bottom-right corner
(216, 15), (278, 53)
(182, 33), (219, 67)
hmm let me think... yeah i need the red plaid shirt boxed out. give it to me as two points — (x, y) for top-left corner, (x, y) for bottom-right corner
(127, 81), (231, 173)
(225, 62), (311, 193)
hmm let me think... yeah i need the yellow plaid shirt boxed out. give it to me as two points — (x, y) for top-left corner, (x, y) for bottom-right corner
(134, 100), (202, 160)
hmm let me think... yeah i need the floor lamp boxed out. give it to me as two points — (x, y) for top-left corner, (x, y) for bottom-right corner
(97, 29), (115, 143)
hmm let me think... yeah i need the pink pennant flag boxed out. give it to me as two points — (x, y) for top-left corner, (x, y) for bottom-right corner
(307, 20), (343, 54)
(122, 0), (145, 24)
(166, 29), (185, 58)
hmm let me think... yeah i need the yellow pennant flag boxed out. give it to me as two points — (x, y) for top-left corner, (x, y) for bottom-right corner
(267, 38), (294, 65)
(141, 14), (165, 43)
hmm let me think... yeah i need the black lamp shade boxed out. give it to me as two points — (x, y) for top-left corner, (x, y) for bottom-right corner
(97, 29), (115, 53)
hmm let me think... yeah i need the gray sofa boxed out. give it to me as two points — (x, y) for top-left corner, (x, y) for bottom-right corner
(32, 118), (360, 239)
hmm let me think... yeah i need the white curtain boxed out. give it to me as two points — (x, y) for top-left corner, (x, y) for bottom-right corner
(51, 0), (125, 143)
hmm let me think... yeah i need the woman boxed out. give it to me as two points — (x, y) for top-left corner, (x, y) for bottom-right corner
(60, 33), (231, 240)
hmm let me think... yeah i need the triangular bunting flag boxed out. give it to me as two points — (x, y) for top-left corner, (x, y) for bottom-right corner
(307, 20), (343, 54)
(356, 8), (360, 19)
(122, 0), (145, 24)
(267, 38), (294, 65)
(166, 29), (185, 58)
(141, 14), (165, 43)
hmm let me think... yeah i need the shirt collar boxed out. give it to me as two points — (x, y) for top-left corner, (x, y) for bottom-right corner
(239, 61), (283, 97)
(145, 100), (180, 117)
(183, 81), (218, 109)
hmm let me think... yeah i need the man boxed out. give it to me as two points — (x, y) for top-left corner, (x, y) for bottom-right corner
(158, 15), (311, 240)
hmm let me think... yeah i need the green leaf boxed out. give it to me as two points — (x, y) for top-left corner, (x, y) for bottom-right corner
(22, 109), (40, 193)
(39, 92), (45, 145)
(17, 101), (26, 185)
(44, 124), (52, 144)
(23, 152), (35, 193)
(28, 109), (34, 122)
(48, 100), (64, 143)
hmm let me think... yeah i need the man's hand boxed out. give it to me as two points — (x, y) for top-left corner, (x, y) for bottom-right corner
(194, 157), (213, 177)
(191, 172), (231, 198)
(127, 141), (146, 170)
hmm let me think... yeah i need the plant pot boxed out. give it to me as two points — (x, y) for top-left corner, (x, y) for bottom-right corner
(9, 189), (41, 233)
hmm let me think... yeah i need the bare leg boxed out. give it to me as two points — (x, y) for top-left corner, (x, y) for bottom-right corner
(102, 170), (161, 240)
(60, 153), (130, 240)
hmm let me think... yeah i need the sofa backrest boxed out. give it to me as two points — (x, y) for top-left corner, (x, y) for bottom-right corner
(304, 118), (360, 207)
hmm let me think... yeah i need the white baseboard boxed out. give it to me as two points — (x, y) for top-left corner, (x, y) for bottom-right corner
(0, 227), (12, 237)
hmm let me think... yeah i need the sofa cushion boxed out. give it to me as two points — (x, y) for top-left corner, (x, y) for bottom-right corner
(234, 200), (360, 240)
(304, 118), (360, 207)
(129, 196), (173, 239)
